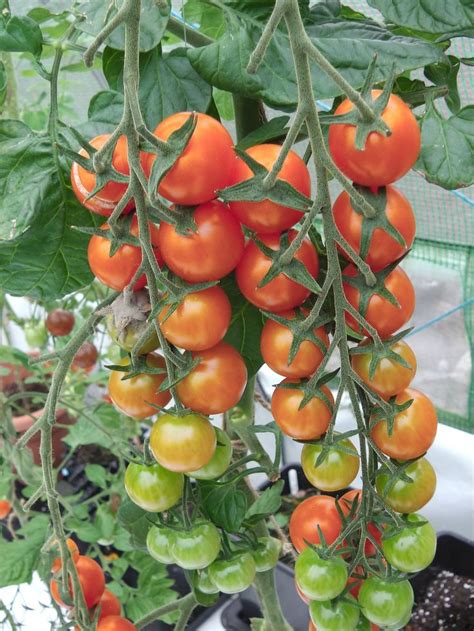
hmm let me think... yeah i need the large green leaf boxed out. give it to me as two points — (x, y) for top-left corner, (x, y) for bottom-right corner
(0, 15), (42, 57)
(188, 19), (442, 107)
(0, 515), (49, 587)
(76, 0), (170, 52)
(199, 481), (248, 532)
(417, 103), (474, 189)
(79, 90), (125, 137)
(368, 0), (474, 36)
(102, 46), (212, 128)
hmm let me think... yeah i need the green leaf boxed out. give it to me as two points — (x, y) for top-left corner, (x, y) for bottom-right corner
(65, 518), (102, 544)
(0, 15), (42, 57)
(77, 0), (170, 52)
(213, 88), (235, 121)
(103, 46), (212, 128)
(367, 0), (474, 36)
(0, 61), (6, 107)
(424, 55), (461, 114)
(200, 481), (248, 532)
(0, 515), (49, 587)
(417, 102), (474, 189)
(183, 0), (227, 38)
(85, 464), (108, 488)
(221, 275), (265, 377)
(237, 116), (291, 150)
(245, 481), (284, 525)
(79, 90), (125, 137)
(95, 505), (116, 542)
(64, 404), (135, 450)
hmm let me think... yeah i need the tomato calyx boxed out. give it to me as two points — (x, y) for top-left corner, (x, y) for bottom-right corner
(350, 328), (413, 382)
(276, 366), (339, 413)
(148, 274), (218, 321)
(76, 216), (141, 252)
(369, 395), (414, 436)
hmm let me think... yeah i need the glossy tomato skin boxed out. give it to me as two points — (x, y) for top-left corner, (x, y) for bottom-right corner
(149, 412), (216, 473)
(252, 536), (282, 572)
(51, 538), (80, 573)
(301, 436), (360, 492)
(339, 490), (382, 556)
(236, 231), (319, 312)
(376, 457), (436, 513)
(158, 286), (232, 351)
(333, 186), (416, 272)
(170, 522), (221, 570)
(309, 595), (360, 631)
(289, 495), (342, 553)
(229, 144), (310, 233)
(272, 381), (333, 441)
(146, 525), (176, 564)
(51, 555), (105, 609)
(260, 310), (329, 378)
(96, 616), (137, 631)
(371, 388), (437, 460)
(176, 342), (248, 415)
(157, 200), (244, 283)
(0, 499), (12, 519)
(352, 339), (416, 399)
(189, 427), (232, 480)
(343, 264), (415, 339)
(46, 309), (75, 337)
(108, 354), (170, 420)
(96, 589), (121, 621)
(196, 567), (219, 594)
(146, 112), (234, 205)
(382, 513), (436, 573)
(209, 553), (256, 594)
(358, 576), (414, 627)
(328, 91), (420, 187)
(295, 547), (348, 601)
(124, 462), (184, 512)
(73, 341), (98, 370)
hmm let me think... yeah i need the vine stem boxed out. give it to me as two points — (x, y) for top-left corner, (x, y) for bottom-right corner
(135, 593), (196, 629)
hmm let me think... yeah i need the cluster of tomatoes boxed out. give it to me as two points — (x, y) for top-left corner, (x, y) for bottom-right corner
(50, 539), (135, 631)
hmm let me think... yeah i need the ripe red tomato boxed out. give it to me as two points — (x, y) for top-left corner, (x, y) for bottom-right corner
(108, 354), (171, 419)
(343, 264), (415, 339)
(351, 339), (416, 399)
(146, 112), (234, 205)
(328, 91), (420, 187)
(50, 555), (105, 609)
(157, 200), (244, 282)
(158, 286), (232, 351)
(289, 495), (342, 552)
(46, 309), (75, 337)
(371, 388), (437, 460)
(0, 499), (12, 519)
(228, 144), (310, 233)
(236, 231), (319, 312)
(51, 538), (80, 573)
(88, 218), (162, 292)
(72, 341), (98, 370)
(260, 310), (329, 378)
(271, 381), (333, 441)
(96, 616), (136, 631)
(176, 342), (247, 415)
(333, 185), (416, 271)
(96, 589), (121, 620)
(339, 490), (382, 556)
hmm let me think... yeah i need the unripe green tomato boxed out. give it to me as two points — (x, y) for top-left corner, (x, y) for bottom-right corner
(376, 457), (436, 513)
(187, 427), (232, 480)
(196, 567), (219, 594)
(309, 595), (360, 631)
(209, 553), (256, 594)
(124, 463), (184, 512)
(106, 314), (159, 355)
(386, 606), (413, 630)
(295, 547), (347, 601)
(301, 436), (359, 492)
(146, 525), (175, 564)
(358, 576), (414, 627)
(253, 536), (282, 572)
(170, 522), (221, 570)
(25, 321), (47, 348)
(382, 513), (436, 573)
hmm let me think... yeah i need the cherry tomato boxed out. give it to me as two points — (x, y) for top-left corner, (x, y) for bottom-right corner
(124, 462), (184, 512)
(272, 381), (333, 441)
(236, 231), (319, 312)
(295, 547), (348, 601)
(260, 310), (329, 378)
(157, 200), (244, 283)
(252, 536), (282, 572)
(72, 341), (98, 370)
(96, 616), (137, 631)
(228, 144), (310, 233)
(149, 412), (216, 473)
(170, 521), (221, 570)
(88, 218), (162, 292)
(289, 495), (342, 553)
(176, 342), (247, 415)
(376, 457), (436, 513)
(301, 436), (360, 492)
(343, 264), (415, 339)
(351, 339), (416, 399)
(188, 427), (232, 480)
(50, 555), (105, 609)
(358, 576), (414, 627)
(209, 553), (256, 594)
(96, 589), (121, 621)
(51, 538), (80, 573)
(382, 513), (436, 573)
(146, 112), (234, 205)
(371, 388), (437, 460)
(46, 309), (75, 336)
(108, 354), (170, 420)
(146, 525), (176, 564)
(106, 313), (159, 355)
(196, 567), (219, 594)
(24, 321), (47, 348)
(309, 595), (360, 631)
(328, 91), (420, 187)
(0, 499), (12, 519)
(158, 286), (231, 351)
(339, 490), (382, 556)
(333, 186), (416, 271)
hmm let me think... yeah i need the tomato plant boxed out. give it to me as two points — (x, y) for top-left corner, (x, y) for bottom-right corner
(209, 553), (257, 594)
(96, 617), (137, 631)
(51, 555), (105, 609)
(46, 309), (75, 337)
(188, 427), (232, 480)
(289, 495), (342, 552)
(170, 522), (221, 570)
(252, 536), (282, 572)
(301, 436), (360, 492)
(272, 381), (333, 440)
(96, 589), (122, 621)
(358, 576), (414, 627)
(124, 462), (184, 512)
(382, 513), (437, 573)
(309, 596), (360, 631)
(376, 457), (437, 513)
